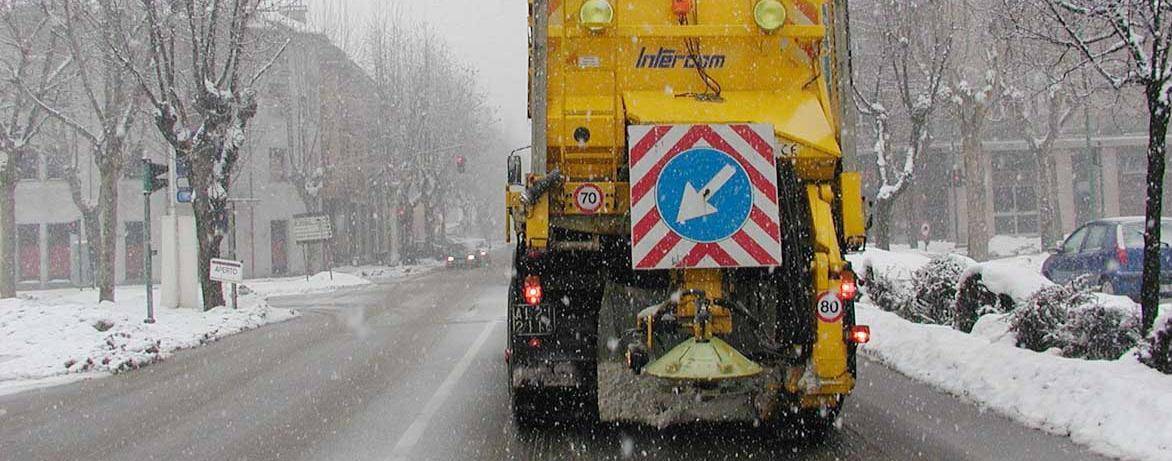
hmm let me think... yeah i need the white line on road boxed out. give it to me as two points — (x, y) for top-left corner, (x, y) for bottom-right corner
(389, 320), (498, 461)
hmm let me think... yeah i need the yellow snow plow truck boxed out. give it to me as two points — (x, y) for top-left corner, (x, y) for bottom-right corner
(505, 0), (868, 434)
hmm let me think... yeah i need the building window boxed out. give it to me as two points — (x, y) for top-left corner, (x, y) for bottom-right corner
(18, 224), (39, 282)
(17, 153), (38, 181)
(46, 223), (72, 281)
(125, 221), (144, 281)
(270, 148), (288, 182)
(45, 148), (70, 180)
(271, 220), (288, 275)
(1118, 150), (1172, 217)
(991, 153), (1039, 235)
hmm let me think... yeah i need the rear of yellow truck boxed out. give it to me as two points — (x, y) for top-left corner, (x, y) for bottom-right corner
(505, 0), (868, 433)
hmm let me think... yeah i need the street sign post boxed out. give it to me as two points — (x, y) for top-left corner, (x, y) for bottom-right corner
(142, 158), (169, 324)
(210, 258), (245, 309)
(292, 213), (335, 281)
(628, 124), (782, 270)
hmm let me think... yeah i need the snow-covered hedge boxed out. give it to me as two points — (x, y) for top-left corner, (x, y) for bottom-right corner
(1010, 284), (1142, 360)
(861, 266), (906, 312)
(952, 255), (1054, 332)
(952, 272), (1016, 333)
(1140, 316), (1172, 374)
(897, 255), (974, 325)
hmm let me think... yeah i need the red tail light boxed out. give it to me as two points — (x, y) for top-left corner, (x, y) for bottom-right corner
(1116, 247), (1129, 266)
(839, 271), (859, 301)
(523, 276), (543, 306)
(849, 325), (871, 344)
(527, 337), (542, 348)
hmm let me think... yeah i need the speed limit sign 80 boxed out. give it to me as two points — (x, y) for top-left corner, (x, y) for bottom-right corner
(816, 292), (845, 323)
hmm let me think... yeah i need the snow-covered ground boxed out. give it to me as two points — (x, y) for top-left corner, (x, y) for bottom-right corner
(334, 258), (444, 282)
(0, 287), (296, 395)
(859, 305), (1170, 461)
(0, 263), (437, 397)
(850, 247), (1171, 460)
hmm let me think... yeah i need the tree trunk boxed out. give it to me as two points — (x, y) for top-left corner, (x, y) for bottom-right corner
(96, 170), (119, 302)
(187, 147), (226, 311)
(1140, 86), (1169, 335)
(0, 170), (17, 298)
(872, 198), (894, 250)
(79, 208), (99, 289)
(1035, 147), (1062, 250)
(963, 129), (989, 261)
(194, 195), (226, 310)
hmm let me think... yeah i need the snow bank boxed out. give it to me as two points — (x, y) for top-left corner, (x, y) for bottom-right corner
(859, 304), (1172, 461)
(0, 288), (296, 388)
(244, 271), (371, 297)
(962, 254), (1054, 302)
(846, 248), (932, 280)
(334, 259), (443, 281)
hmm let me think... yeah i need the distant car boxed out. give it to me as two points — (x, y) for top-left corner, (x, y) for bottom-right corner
(446, 243), (490, 269)
(1042, 217), (1172, 301)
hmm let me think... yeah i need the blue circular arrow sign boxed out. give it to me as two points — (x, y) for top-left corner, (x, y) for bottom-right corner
(655, 148), (753, 243)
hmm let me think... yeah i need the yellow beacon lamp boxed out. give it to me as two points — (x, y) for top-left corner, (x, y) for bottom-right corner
(580, 0), (615, 31)
(754, 0), (787, 32)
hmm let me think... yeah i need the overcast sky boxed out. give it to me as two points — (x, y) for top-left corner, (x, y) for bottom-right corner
(307, 0), (531, 149)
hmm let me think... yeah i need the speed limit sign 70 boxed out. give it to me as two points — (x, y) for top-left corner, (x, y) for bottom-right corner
(816, 292), (844, 323)
(573, 184), (604, 214)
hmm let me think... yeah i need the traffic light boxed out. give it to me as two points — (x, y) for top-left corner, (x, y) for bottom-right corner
(143, 161), (169, 194)
(456, 155), (467, 173)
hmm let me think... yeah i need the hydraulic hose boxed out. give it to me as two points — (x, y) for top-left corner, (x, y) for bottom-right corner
(519, 168), (564, 207)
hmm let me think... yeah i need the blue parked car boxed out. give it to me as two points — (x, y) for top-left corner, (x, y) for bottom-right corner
(1041, 217), (1172, 301)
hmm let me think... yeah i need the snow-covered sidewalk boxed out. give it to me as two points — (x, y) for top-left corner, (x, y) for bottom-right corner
(0, 287), (296, 395)
(858, 304), (1171, 460)
(848, 246), (1172, 460)
(0, 263), (438, 397)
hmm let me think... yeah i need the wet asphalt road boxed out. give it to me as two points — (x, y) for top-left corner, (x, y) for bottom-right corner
(0, 250), (1112, 461)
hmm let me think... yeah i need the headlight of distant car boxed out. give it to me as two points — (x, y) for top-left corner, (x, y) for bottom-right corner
(447, 256), (455, 262)
(467, 254), (476, 261)
(479, 250), (488, 257)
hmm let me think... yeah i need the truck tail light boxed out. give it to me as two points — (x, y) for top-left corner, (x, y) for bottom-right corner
(839, 271), (859, 301)
(523, 276), (543, 306)
(849, 325), (871, 344)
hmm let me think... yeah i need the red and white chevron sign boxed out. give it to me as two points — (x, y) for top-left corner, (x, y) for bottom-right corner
(628, 124), (783, 270)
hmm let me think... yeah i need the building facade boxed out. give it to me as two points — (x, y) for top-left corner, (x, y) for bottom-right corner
(11, 12), (390, 290)
(862, 134), (1170, 248)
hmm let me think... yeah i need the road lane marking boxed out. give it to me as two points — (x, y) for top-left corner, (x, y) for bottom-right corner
(389, 320), (497, 461)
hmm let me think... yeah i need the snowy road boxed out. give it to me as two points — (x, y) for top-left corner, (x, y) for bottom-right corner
(0, 250), (1112, 461)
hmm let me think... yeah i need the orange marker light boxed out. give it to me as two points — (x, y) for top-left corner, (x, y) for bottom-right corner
(672, 0), (693, 17)
(849, 325), (871, 344)
(839, 271), (859, 301)
(523, 276), (543, 306)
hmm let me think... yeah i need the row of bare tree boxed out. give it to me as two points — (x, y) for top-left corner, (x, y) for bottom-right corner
(0, 0), (504, 310)
(851, 0), (1170, 333)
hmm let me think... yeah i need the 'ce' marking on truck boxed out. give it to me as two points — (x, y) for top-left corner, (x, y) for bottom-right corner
(779, 143), (802, 157)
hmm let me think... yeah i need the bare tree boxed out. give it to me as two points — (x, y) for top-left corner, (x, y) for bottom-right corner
(946, 3), (1006, 261)
(852, 0), (954, 249)
(0, 3), (70, 298)
(20, 0), (143, 302)
(1021, 0), (1171, 334)
(116, 0), (289, 309)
